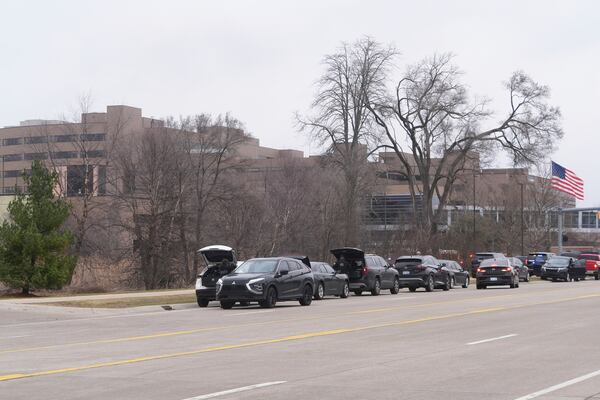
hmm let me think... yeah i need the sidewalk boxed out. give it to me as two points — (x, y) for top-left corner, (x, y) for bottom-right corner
(0, 289), (194, 304)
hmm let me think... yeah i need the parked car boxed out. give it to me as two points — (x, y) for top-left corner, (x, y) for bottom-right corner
(509, 257), (530, 282)
(331, 248), (400, 296)
(577, 254), (600, 279)
(309, 261), (350, 299)
(216, 257), (314, 309)
(526, 252), (555, 276)
(541, 256), (586, 282)
(394, 255), (450, 292)
(439, 259), (470, 288)
(515, 255), (528, 264)
(560, 251), (581, 258)
(195, 245), (238, 307)
(476, 258), (519, 289)
(470, 252), (506, 277)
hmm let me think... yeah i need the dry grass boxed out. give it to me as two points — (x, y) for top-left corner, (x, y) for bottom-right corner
(36, 294), (197, 308)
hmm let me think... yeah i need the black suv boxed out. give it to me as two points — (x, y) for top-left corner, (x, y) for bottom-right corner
(216, 257), (314, 309)
(195, 245), (238, 307)
(395, 255), (450, 292)
(331, 248), (400, 296)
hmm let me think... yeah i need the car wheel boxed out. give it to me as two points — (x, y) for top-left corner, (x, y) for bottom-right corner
(524, 273), (530, 282)
(409, 287), (417, 292)
(462, 277), (469, 289)
(371, 279), (381, 296)
(315, 282), (325, 300)
(476, 283), (485, 290)
(259, 287), (277, 308)
(299, 285), (313, 306)
(340, 281), (349, 298)
(443, 276), (451, 291)
(582, 275), (586, 280)
(197, 298), (209, 308)
(220, 300), (234, 309)
(450, 276), (455, 288)
(354, 290), (362, 296)
(566, 273), (571, 282)
(425, 275), (434, 292)
(595, 273), (599, 281)
(390, 278), (400, 294)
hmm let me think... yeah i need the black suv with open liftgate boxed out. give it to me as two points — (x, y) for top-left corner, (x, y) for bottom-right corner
(195, 245), (238, 307)
(216, 257), (314, 309)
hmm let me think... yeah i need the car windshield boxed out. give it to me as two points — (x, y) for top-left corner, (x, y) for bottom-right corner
(528, 253), (548, 260)
(480, 259), (508, 267)
(396, 258), (423, 264)
(234, 259), (278, 274)
(476, 253), (495, 259)
(546, 257), (570, 267)
(579, 254), (600, 261)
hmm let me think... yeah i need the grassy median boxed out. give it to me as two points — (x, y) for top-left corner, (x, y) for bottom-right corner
(37, 293), (197, 308)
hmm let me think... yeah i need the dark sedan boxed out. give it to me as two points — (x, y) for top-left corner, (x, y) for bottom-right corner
(476, 258), (519, 289)
(394, 255), (450, 292)
(439, 259), (470, 288)
(310, 261), (350, 299)
(216, 257), (314, 309)
(541, 256), (586, 282)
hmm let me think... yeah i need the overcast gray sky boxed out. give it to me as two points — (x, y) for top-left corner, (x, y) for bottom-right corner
(1, 0), (598, 205)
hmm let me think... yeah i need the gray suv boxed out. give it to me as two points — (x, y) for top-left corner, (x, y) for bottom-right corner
(331, 248), (400, 296)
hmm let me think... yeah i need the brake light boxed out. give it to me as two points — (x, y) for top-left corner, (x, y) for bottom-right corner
(415, 264), (427, 271)
(362, 266), (368, 277)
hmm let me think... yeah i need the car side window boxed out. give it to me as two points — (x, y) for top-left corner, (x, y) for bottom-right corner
(379, 257), (388, 267)
(290, 261), (301, 271)
(278, 261), (289, 274)
(324, 265), (335, 274)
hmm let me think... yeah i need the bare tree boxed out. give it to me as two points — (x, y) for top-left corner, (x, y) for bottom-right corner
(298, 37), (397, 245)
(368, 53), (563, 237)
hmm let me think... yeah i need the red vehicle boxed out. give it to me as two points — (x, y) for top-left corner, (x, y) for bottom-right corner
(577, 254), (600, 279)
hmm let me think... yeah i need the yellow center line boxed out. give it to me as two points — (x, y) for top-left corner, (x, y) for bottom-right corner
(0, 285), (588, 355)
(2, 292), (600, 383)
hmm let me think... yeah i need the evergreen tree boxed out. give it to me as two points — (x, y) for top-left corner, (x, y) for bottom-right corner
(0, 161), (76, 294)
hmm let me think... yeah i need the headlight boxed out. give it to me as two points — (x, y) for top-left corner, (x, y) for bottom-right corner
(195, 277), (203, 290)
(216, 278), (223, 293)
(246, 278), (265, 294)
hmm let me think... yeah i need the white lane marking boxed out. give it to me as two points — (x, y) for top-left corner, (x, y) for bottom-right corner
(182, 381), (286, 399)
(0, 335), (31, 339)
(513, 369), (600, 400)
(0, 308), (197, 328)
(226, 310), (275, 316)
(466, 334), (518, 345)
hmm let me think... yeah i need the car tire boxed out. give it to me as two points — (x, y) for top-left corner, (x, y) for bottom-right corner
(340, 282), (349, 298)
(354, 290), (362, 296)
(299, 285), (313, 306)
(259, 287), (277, 308)
(220, 300), (234, 309)
(409, 287), (417, 292)
(582, 275), (586, 280)
(575, 277), (580, 281)
(425, 275), (434, 292)
(315, 282), (325, 300)
(566, 273), (571, 282)
(462, 277), (469, 289)
(476, 283), (485, 290)
(197, 298), (209, 308)
(450, 276), (455, 288)
(595, 273), (599, 281)
(524, 273), (530, 282)
(390, 278), (400, 294)
(443, 276), (451, 291)
(371, 279), (381, 296)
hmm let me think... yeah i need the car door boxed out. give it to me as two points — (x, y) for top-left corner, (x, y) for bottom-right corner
(289, 261), (305, 297)
(430, 257), (446, 285)
(379, 256), (395, 287)
(323, 264), (341, 294)
(276, 261), (294, 298)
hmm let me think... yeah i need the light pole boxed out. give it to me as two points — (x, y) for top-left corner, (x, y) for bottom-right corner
(520, 182), (524, 255)
(472, 171), (476, 245)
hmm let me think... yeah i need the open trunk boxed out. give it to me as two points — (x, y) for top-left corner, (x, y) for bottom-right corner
(330, 248), (365, 279)
(198, 245), (237, 287)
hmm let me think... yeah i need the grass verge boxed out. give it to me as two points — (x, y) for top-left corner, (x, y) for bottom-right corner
(35, 294), (197, 308)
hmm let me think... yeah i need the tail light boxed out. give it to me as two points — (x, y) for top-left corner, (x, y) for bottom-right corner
(415, 264), (427, 271)
(362, 266), (368, 277)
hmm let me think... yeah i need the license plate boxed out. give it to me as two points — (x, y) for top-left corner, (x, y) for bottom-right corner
(403, 271), (410, 275)
(490, 277), (498, 281)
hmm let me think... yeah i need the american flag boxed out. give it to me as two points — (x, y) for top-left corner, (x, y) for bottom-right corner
(551, 161), (584, 200)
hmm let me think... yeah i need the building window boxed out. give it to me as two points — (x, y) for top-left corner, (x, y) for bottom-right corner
(52, 134), (78, 143)
(25, 136), (48, 144)
(582, 212), (597, 228)
(24, 152), (48, 161)
(3, 154), (23, 162)
(81, 133), (106, 142)
(3, 138), (23, 146)
(51, 151), (79, 159)
(67, 165), (94, 197)
(3, 170), (22, 178)
(81, 150), (105, 158)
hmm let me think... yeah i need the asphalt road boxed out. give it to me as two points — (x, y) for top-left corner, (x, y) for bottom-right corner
(2, 279), (600, 399)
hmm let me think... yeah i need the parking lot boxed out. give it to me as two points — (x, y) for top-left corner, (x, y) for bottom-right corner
(2, 279), (600, 399)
